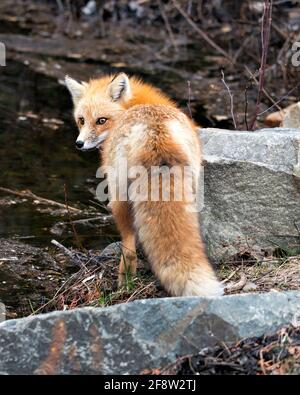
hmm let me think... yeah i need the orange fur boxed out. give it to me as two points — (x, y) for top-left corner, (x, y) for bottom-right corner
(85, 75), (198, 130)
(86, 75), (176, 108)
(103, 105), (222, 296)
(65, 74), (221, 297)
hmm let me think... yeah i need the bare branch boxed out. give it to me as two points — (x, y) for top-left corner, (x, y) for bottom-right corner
(171, 0), (233, 63)
(0, 186), (82, 213)
(221, 70), (237, 130)
(157, 0), (178, 52)
(249, 0), (273, 130)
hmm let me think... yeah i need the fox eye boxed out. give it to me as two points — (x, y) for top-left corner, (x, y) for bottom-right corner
(96, 117), (107, 125)
(79, 117), (85, 126)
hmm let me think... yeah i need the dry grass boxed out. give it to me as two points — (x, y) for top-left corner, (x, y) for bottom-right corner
(35, 246), (167, 316)
(34, 243), (300, 316)
(220, 255), (300, 295)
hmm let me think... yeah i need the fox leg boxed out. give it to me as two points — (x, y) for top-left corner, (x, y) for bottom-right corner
(110, 201), (137, 287)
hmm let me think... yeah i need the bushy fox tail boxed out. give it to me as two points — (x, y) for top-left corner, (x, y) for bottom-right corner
(133, 200), (223, 297)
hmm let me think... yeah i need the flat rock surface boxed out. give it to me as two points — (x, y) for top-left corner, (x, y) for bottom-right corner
(201, 127), (300, 174)
(0, 291), (300, 374)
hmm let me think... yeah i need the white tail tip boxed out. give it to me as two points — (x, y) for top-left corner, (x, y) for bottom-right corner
(183, 275), (224, 297)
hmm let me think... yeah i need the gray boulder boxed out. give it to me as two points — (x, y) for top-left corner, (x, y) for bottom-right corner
(0, 291), (300, 374)
(200, 128), (300, 261)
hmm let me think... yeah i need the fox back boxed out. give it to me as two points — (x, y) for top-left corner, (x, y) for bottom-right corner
(102, 104), (223, 297)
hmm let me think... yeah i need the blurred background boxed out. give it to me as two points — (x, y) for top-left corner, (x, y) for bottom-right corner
(1, 0), (300, 316)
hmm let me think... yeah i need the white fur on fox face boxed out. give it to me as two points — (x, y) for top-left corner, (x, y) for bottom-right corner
(76, 130), (108, 151)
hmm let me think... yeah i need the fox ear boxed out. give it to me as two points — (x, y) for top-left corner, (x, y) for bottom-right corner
(65, 76), (86, 105)
(109, 73), (132, 102)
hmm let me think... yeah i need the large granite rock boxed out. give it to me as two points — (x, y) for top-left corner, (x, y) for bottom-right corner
(0, 291), (300, 375)
(201, 128), (300, 261)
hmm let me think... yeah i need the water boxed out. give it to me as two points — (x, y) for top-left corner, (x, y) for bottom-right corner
(0, 59), (121, 317)
(0, 59), (118, 249)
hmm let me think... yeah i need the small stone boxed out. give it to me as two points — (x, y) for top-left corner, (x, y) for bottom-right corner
(243, 282), (258, 292)
(99, 242), (122, 259)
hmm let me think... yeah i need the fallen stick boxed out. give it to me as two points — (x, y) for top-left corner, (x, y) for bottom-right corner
(65, 215), (113, 225)
(51, 239), (76, 259)
(0, 186), (82, 213)
(221, 268), (240, 284)
(224, 273), (247, 293)
(51, 239), (109, 267)
(51, 239), (87, 269)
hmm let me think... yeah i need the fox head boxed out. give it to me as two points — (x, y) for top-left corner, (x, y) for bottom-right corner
(65, 73), (132, 151)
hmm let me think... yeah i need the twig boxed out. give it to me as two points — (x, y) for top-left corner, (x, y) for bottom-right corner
(29, 268), (81, 316)
(221, 268), (240, 284)
(244, 65), (282, 112)
(244, 81), (252, 131)
(56, 0), (64, 13)
(125, 281), (156, 303)
(249, 0), (273, 130)
(51, 239), (87, 269)
(187, 80), (193, 120)
(257, 82), (300, 116)
(221, 70), (237, 129)
(64, 183), (83, 250)
(0, 186), (82, 213)
(233, 35), (253, 64)
(51, 239), (77, 259)
(157, 0), (178, 52)
(224, 273), (247, 293)
(58, 215), (113, 226)
(171, 0), (233, 63)
(160, 354), (194, 375)
(51, 238), (109, 267)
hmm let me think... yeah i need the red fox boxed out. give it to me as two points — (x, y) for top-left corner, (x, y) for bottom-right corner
(65, 73), (222, 297)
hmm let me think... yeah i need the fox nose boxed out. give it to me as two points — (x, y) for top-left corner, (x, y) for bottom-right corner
(76, 140), (84, 149)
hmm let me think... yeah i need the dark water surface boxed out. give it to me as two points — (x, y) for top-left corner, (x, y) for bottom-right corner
(0, 60), (121, 316)
(0, 59), (118, 249)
